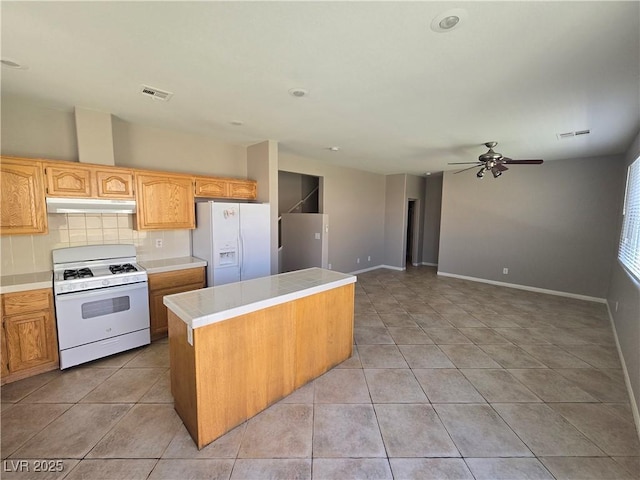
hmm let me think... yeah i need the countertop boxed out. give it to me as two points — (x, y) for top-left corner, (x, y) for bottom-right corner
(0, 271), (53, 295)
(164, 267), (357, 329)
(139, 256), (207, 275)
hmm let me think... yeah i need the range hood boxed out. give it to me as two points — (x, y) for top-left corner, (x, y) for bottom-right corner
(46, 197), (136, 214)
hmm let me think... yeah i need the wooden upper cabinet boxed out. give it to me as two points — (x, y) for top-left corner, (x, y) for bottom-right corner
(0, 157), (48, 235)
(95, 167), (135, 198)
(194, 176), (257, 200)
(135, 173), (195, 230)
(194, 177), (227, 198)
(228, 179), (257, 200)
(44, 162), (135, 199)
(45, 164), (93, 197)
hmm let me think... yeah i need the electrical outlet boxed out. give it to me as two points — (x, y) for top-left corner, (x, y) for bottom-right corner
(315, 233), (320, 240)
(615, 301), (619, 312)
(368, 256), (371, 261)
(328, 263), (332, 270)
(155, 239), (163, 248)
(502, 267), (508, 274)
(357, 258), (360, 264)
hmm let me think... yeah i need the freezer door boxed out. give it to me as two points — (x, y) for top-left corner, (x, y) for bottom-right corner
(239, 203), (271, 280)
(212, 202), (241, 285)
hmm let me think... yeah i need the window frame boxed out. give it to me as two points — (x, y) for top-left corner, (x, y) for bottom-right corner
(618, 155), (640, 282)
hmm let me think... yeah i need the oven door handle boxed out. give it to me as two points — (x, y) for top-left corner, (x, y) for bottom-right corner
(55, 281), (148, 302)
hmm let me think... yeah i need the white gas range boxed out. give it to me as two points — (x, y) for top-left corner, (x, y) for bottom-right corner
(52, 244), (150, 369)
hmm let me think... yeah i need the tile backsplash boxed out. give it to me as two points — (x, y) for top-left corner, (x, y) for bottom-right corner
(1, 213), (191, 275)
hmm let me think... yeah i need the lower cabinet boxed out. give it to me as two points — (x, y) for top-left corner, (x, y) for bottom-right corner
(1, 289), (59, 385)
(148, 267), (205, 340)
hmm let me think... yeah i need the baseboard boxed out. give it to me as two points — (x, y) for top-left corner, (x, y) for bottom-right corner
(422, 262), (438, 267)
(349, 265), (385, 275)
(606, 301), (640, 442)
(380, 264), (406, 271)
(436, 271), (607, 303)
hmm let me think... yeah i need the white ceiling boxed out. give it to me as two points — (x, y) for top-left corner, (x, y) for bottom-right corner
(2, 1), (639, 175)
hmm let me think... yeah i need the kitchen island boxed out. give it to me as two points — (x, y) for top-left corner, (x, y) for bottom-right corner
(163, 267), (356, 449)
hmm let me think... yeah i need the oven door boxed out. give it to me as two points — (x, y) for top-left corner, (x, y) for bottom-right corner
(55, 282), (150, 350)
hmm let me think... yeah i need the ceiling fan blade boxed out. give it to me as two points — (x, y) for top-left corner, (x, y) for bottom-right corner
(454, 165), (482, 174)
(448, 162), (481, 165)
(503, 158), (543, 165)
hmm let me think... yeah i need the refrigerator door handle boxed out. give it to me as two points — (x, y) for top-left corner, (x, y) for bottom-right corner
(239, 234), (245, 278)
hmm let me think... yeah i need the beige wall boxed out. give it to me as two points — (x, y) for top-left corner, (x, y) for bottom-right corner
(278, 151), (386, 274)
(422, 174), (443, 265)
(1, 96), (78, 161)
(247, 140), (279, 274)
(384, 174), (406, 268)
(438, 154), (624, 299)
(112, 118), (246, 177)
(608, 129), (640, 425)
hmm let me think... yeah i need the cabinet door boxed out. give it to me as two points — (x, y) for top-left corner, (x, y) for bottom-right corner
(228, 180), (257, 200)
(1, 322), (9, 378)
(95, 167), (134, 198)
(135, 174), (195, 230)
(194, 177), (228, 198)
(4, 309), (58, 373)
(1, 158), (47, 235)
(150, 283), (203, 340)
(148, 268), (205, 340)
(45, 164), (93, 197)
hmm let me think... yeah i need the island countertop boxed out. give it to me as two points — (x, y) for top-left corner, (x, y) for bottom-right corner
(163, 267), (357, 329)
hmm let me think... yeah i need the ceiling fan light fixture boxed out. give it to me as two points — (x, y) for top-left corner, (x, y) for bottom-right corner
(476, 169), (485, 178)
(491, 168), (502, 178)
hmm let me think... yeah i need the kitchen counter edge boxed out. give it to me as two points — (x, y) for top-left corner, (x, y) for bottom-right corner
(139, 256), (207, 275)
(0, 271), (53, 294)
(164, 268), (357, 330)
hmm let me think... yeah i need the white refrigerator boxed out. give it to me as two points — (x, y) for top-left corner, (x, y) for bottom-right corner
(192, 201), (271, 286)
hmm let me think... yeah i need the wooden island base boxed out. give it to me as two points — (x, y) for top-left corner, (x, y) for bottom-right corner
(168, 282), (354, 449)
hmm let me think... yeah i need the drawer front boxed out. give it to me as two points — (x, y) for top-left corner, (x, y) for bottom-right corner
(2, 289), (51, 316)
(149, 268), (205, 291)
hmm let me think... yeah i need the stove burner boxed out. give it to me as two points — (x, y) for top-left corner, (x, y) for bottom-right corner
(63, 268), (93, 280)
(109, 263), (138, 274)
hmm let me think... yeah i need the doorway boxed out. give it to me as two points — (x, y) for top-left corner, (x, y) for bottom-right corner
(406, 199), (421, 268)
(406, 200), (415, 266)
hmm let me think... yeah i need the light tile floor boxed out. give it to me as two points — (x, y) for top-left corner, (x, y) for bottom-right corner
(2, 267), (639, 479)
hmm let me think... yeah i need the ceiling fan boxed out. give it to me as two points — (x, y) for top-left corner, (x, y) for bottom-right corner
(449, 142), (543, 178)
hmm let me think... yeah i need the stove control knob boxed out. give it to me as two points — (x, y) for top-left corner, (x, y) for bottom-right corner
(102, 279), (110, 286)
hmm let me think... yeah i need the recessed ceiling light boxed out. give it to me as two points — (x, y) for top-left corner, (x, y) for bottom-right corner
(1, 58), (27, 70)
(288, 88), (309, 98)
(431, 8), (468, 33)
(327, 146), (340, 152)
(425, 172), (432, 176)
(229, 120), (244, 126)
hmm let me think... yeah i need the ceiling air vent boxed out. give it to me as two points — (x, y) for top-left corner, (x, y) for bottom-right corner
(140, 85), (173, 101)
(557, 129), (591, 140)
